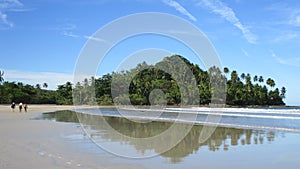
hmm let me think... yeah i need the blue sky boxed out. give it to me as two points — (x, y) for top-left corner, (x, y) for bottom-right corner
(0, 0), (300, 105)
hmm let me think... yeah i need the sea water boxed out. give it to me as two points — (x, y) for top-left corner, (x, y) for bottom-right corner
(35, 107), (300, 169)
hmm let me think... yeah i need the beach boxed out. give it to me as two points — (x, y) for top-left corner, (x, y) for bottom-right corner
(0, 105), (143, 169)
(2, 105), (300, 169)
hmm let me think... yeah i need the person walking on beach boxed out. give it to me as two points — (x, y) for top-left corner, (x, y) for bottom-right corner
(19, 102), (23, 112)
(24, 104), (28, 112)
(11, 102), (16, 112)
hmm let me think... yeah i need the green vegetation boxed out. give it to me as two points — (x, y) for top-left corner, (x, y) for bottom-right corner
(0, 81), (67, 104)
(74, 55), (286, 106)
(0, 55), (286, 106)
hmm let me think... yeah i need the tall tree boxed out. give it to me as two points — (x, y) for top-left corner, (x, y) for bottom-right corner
(57, 82), (73, 104)
(230, 70), (238, 82)
(36, 84), (41, 89)
(266, 78), (275, 88)
(240, 73), (245, 82)
(258, 76), (264, 83)
(0, 70), (4, 84)
(280, 87), (286, 99)
(253, 75), (258, 83)
(43, 82), (48, 89)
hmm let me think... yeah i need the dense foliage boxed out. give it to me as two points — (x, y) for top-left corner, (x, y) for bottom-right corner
(0, 55), (286, 106)
(0, 81), (73, 105)
(74, 55), (286, 106)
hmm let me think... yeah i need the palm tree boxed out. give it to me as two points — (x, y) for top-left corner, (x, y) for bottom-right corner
(258, 76), (264, 83)
(230, 70), (238, 82)
(253, 75), (258, 83)
(280, 87), (286, 99)
(43, 83), (48, 89)
(223, 67), (229, 73)
(266, 78), (275, 88)
(245, 74), (251, 85)
(36, 84), (41, 89)
(240, 73), (245, 83)
(223, 67), (229, 80)
(0, 70), (4, 83)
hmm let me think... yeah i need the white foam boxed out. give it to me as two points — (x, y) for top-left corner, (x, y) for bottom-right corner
(120, 107), (300, 120)
(167, 107), (300, 115)
(74, 107), (300, 133)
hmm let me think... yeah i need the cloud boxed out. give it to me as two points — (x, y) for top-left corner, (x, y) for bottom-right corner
(62, 31), (79, 38)
(0, 0), (25, 29)
(273, 33), (298, 43)
(84, 35), (106, 42)
(241, 48), (249, 57)
(4, 69), (74, 90)
(51, 23), (80, 38)
(267, 3), (300, 27)
(271, 50), (300, 67)
(0, 11), (12, 28)
(60, 23), (77, 31)
(162, 0), (197, 21)
(198, 0), (256, 44)
(289, 14), (300, 26)
(0, 0), (23, 9)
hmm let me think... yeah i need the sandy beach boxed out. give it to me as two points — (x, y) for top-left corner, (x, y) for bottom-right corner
(0, 105), (143, 169)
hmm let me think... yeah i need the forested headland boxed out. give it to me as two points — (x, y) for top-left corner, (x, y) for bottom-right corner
(0, 55), (286, 106)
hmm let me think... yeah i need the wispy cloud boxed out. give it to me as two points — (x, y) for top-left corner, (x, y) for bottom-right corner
(289, 12), (300, 26)
(59, 23), (77, 31)
(162, 0), (197, 21)
(0, 0), (23, 9)
(4, 69), (73, 90)
(267, 3), (300, 27)
(273, 33), (298, 43)
(198, 0), (256, 44)
(241, 48), (249, 57)
(84, 35), (106, 42)
(52, 23), (79, 38)
(0, 11), (12, 28)
(271, 50), (300, 67)
(0, 0), (29, 29)
(62, 31), (79, 38)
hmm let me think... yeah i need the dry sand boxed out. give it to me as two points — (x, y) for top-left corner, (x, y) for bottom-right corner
(0, 105), (143, 169)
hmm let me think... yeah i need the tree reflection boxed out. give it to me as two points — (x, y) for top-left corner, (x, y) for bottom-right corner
(39, 110), (276, 163)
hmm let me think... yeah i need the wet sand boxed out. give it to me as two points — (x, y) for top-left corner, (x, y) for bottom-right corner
(0, 105), (143, 169)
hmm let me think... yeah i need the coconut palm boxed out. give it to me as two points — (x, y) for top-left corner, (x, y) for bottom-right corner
(240, 73), (245, 80)
(223, 67), (229, 74)
(258, 76), (264, 83)
(240, 73), (245, 84)
(280, 87), (286, 99)
(230, 70), (238, 82)
(36, 84), (41, 89)
(246, 74), (251, 85)
(266, 78), (275, 88)
(43, 83), (48, 89)
(0, 70), (4, 83)
(253, 75), (258, 82)
(223, 67), (229, 80)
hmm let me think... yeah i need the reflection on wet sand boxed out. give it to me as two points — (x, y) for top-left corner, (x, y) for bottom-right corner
(38, 110), (277, 163)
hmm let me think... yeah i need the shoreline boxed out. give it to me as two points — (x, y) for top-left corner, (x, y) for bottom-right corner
(0, 104), (143, 169)
(1, 104), (300, 169)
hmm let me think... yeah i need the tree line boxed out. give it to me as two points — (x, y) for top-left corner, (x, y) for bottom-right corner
(0, 55), (286, 106)
(0, 77), (73, 105)
(73, 55), (286, 106)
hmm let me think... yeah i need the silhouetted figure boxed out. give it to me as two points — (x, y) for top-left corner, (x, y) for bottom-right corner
(24, 104), (28, 112)
(19, 102), (23, 112)
(11, 102), (16, 112)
